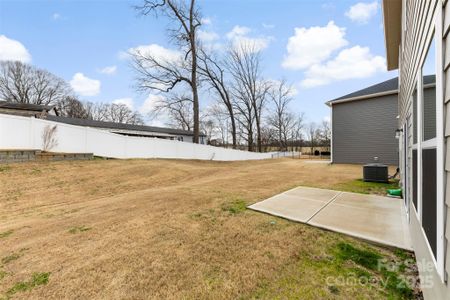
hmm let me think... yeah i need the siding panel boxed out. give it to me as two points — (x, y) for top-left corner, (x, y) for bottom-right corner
(401, 0), (450, 294)
(332, 94), (398, 165)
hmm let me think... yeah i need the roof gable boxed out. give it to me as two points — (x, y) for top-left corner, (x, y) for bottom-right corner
(326, 75), (435, 106)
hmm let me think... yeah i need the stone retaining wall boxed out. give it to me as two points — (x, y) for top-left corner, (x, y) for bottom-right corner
(0, 150), (93, 163)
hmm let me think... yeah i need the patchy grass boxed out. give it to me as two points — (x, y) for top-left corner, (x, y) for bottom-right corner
(334, 179), (400, 195)
(334, 242), (382, 269)
(0, 159), (418, 298)
(6, 272), (50, 297)
(68, 226), (91, 234)
(0, 230), (13, 239)
(221, 198), (247, 214)
(0, 271), (7, 281)
(0, 165), (10, 172)
(1, 253), (21, 265)
(249, 241), (416, 299)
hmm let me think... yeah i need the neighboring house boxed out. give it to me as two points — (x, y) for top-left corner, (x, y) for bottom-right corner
(46, 115), (206, 144)
(382, 1), (449, 299)
(0, 101), (205, 144)
(326, 76), (435, 165)
(0, 101), (58, 117)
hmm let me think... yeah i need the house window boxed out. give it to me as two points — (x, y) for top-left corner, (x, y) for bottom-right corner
(420, 36), (437, 259)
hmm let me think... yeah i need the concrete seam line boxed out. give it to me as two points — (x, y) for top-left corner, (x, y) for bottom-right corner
(306, 191), (343, 223)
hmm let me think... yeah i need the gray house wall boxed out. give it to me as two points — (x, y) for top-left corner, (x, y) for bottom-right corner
(331, 94), (399, 165)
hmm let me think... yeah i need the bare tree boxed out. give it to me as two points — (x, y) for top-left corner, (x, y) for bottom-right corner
(106, 103), (143, 125)
(306, 122), (320, 155)
(56, 96), (90, 118)
(0, 61), (72, 105)
(76, 102), (144, 125)
(151, 93), (193, 130)
(132, 0), (202, 143)
(42, 125), (58, 151)
(319, 119), (331, 150)
(227, 43), (269, 152)
(197, 49), (237, 148)
(200, 119), (215, 144)
(267, 79), (297, 151)
(291, 113), (305, 151)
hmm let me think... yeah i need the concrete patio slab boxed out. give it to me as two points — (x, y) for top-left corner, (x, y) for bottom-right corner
(248, 187), (340, 222)
(248, 187), (412, 250)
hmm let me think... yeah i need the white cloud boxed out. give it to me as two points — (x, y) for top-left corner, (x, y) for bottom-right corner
(300, 46), (386, 88)
(123, 43), (182, 64)
(198, 30), (220, 43)
(70, 73), (101, 96)
(0, 35), (31, 63)
(98, 65), (117, 75)
(226, 25), (271, 52)
(113, 97), (134, 109)
(139, 94), (165, 115)
(282, 21), (347, 70)
(262, 23), (275, 29)
(201, 17), (212, 25)
(345, 1), (379, 24)
(226, 25), (251, 40)
(52, 13), (61, 20)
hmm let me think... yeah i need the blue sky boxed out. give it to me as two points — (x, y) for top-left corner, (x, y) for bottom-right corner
(0, 0), (398, 125)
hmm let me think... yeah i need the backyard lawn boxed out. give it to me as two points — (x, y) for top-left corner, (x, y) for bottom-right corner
(0, 158), (417, 299)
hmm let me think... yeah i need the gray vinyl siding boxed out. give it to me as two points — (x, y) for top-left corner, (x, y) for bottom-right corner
(331, 94), (398, 165)
(399, 0), (450, 298)
(442, 0), (450, 294)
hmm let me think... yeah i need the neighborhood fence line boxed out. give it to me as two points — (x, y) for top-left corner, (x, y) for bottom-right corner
(0, 113), (272, 161)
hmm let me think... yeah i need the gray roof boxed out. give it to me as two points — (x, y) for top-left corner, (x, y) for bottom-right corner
(46, 115), (203, 136)
(327, 75), (436, 105)
(0, 101), (55, 112)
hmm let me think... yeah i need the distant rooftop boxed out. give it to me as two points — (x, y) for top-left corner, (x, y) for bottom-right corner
(326, 75), (436, 106)
(0, 100), (203, 137)
(46, 115), (203, 137)
(0, 101), (55, 112)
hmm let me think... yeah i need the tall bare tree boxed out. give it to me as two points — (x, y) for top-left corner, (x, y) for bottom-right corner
(227, 43), (269, 152)
(291, 113), (305, 150)
(307, 122), (320, 155)
(0, 61), (72, 105)
(197, 49), (237, 148)
(150, 93), (193, 130)
(132, 0), (202, 142)
(56, 96), (90, 118)
(78, 102), (144, 125)
(107, 103), (144, 125)
(319, 119), (331, 150)
(267, 79), (297, 151)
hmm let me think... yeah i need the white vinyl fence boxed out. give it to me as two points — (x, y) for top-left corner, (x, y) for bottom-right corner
(0, 114), (273, 161)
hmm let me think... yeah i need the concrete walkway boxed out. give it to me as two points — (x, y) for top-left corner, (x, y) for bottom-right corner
(248, 186), (412, 250)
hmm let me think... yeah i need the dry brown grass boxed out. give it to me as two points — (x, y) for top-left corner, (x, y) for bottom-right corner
(0, 159), (408, 299)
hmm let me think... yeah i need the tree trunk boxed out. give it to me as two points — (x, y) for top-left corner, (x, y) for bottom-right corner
(230, 117), (237, 149)
(248, 127), (253, 152)
(227, 105), (237, 149)
(190, 0), (199, 143)
(255, 116), (262, 152)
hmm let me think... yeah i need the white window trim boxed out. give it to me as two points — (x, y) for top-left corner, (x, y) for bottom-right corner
(417, 70), (424, 222)
(434, 5), (445, 282)
(413, 7), (445, 281)
(422, 138), (437, 149)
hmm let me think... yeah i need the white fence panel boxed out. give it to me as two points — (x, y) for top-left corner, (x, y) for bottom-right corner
(0, 114), (272, 161)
